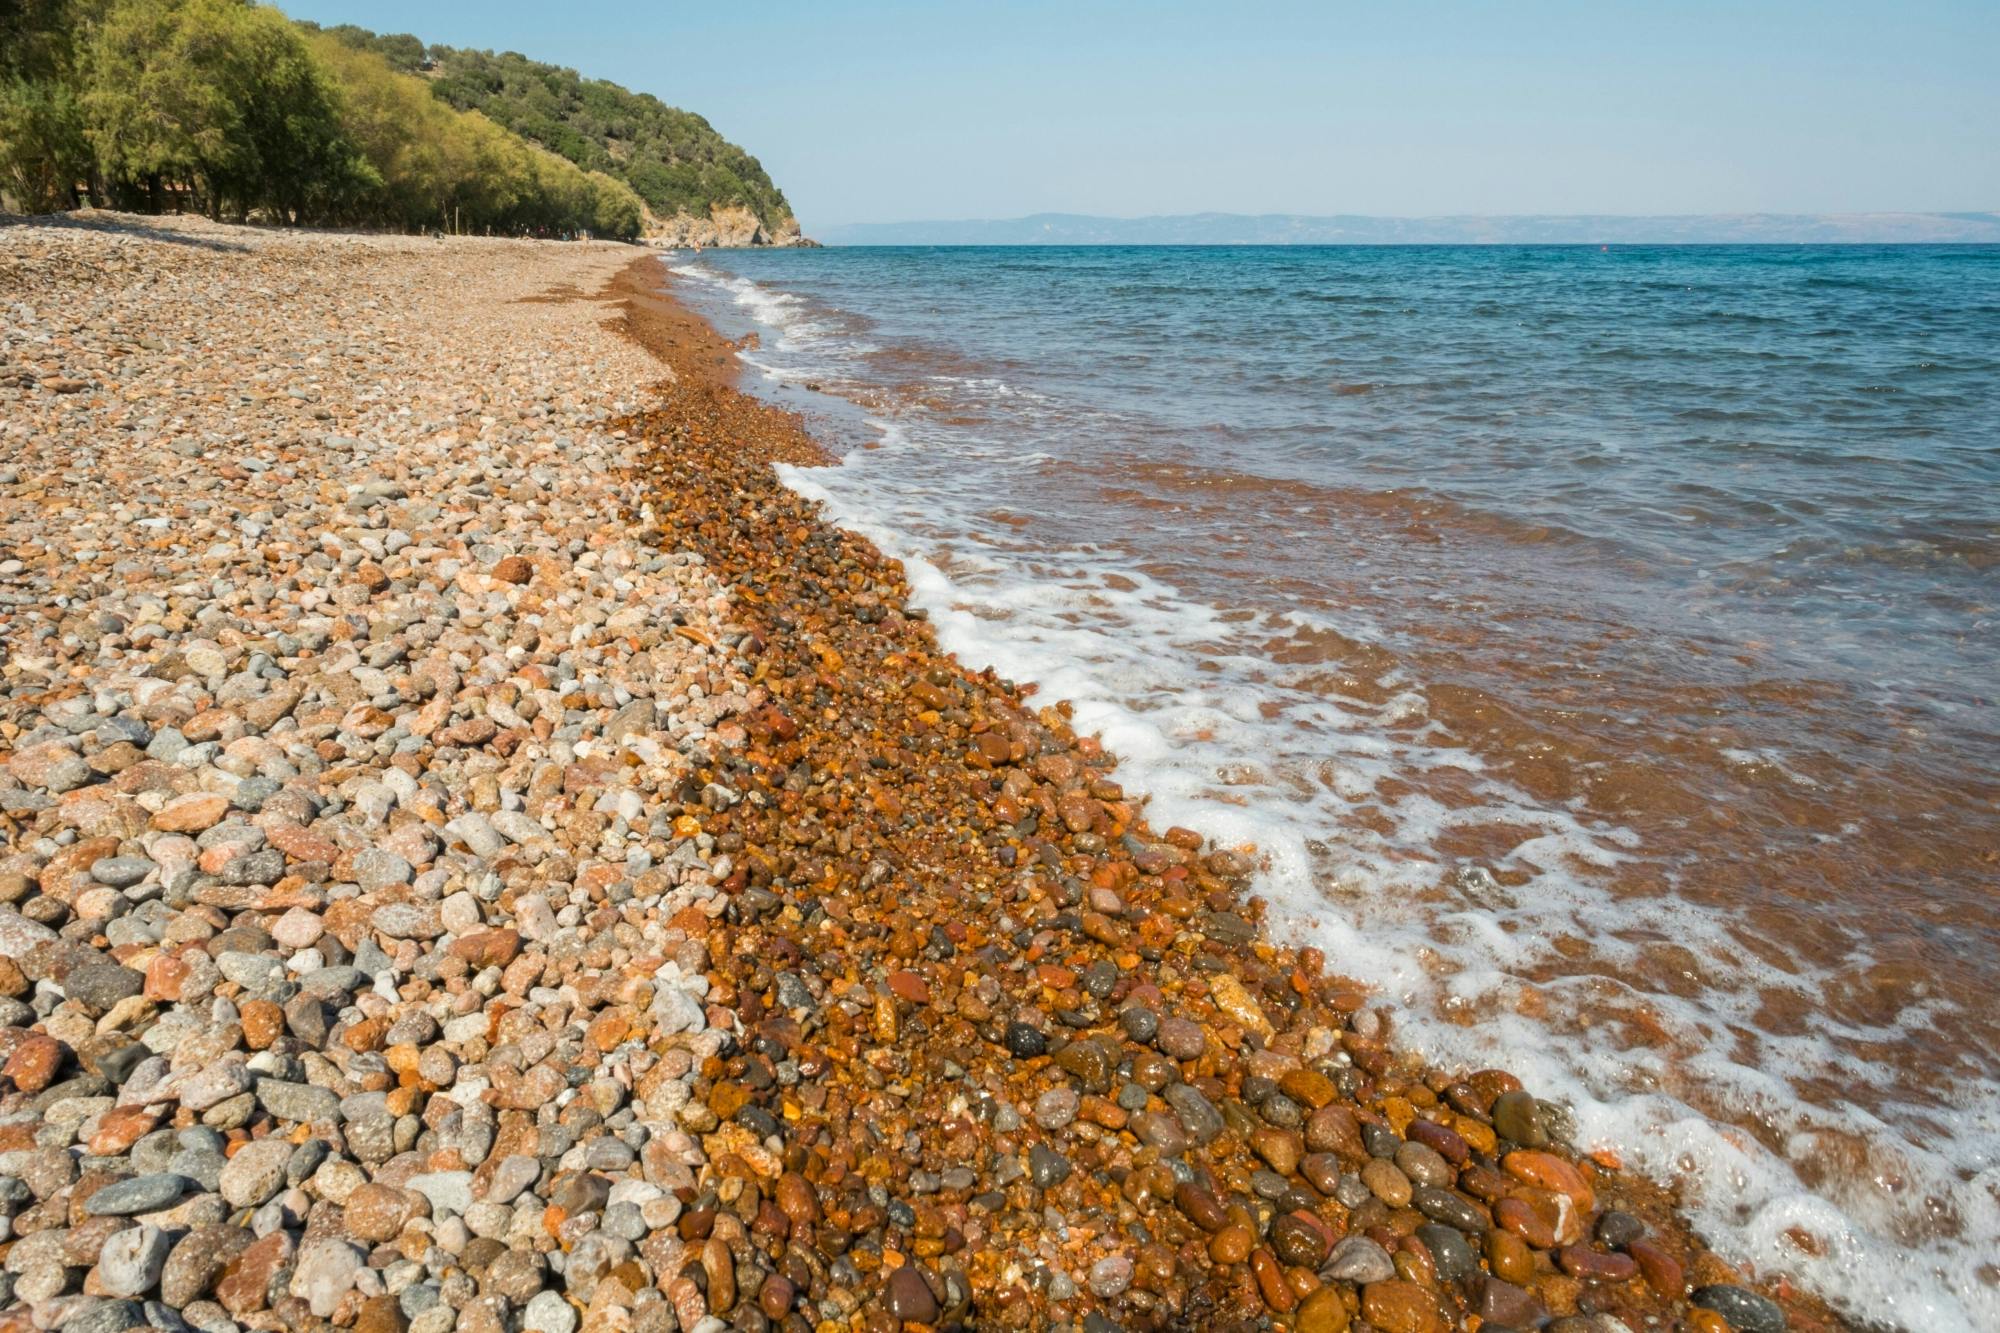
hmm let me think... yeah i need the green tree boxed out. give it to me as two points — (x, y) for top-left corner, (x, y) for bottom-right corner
(0, 0), (92, 212)
(83, 0), (363, 220)
(588, 171), (644, 241)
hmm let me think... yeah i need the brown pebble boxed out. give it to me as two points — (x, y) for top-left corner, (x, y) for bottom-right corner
(1361, 1278), (1446, 1333)
(884, 1264), (939, 1323)
(1279, 1067), (1338, 1109)
(354, 1294), (408, 1333)
(1251, 1125), (1303, 1176)
(776, 1171), (819, 1227)
(1558, 1244), (1638, 1281)
(1361, 1158), (1413, 1207)
(1405, 1117), (1469, 1165)
(1629, 1238), (1685, 1297)
(239, 999), (284, 1050)
(1250, 1246), (1295, 1312)
(1296, 1285), (1351, 1333)
(1495, 1194), (1560, 1248)
(702, 1235), (736, 1313)
(1209, 1223), (1253, 1265)
(1487, 1228), (1535, 1283)
(1175, 1181), (1228, 1232)
(759, 1273), (797, 1319)
(2, 1034), (62, 1093)
(1306, 1103), (1365, 1158)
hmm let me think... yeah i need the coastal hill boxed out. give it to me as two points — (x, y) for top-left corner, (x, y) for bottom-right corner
(306, 24), (805, 247)
(820, 210), (2000, 246)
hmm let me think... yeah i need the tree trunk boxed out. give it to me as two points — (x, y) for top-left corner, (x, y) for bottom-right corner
(146, 173), (162, 215)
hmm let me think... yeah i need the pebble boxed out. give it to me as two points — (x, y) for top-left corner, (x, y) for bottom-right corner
(1324, 1235), (1398, 1284)
(218, 1138), (293, 1208)
(1035, 1086), (1080, 1129)
(1164, 1083), (1224, 1144)
(1028, 1143), (1073, 1189)
(885, 1265), (939, 1323)
(96, 1225), (170, 1298)
(1155, 1016), (1206, 1060)
(1004, 1021), (1048, 1059)
(1087, 1255), (1134, 1298)
(1416, 1223), (1478, 1281)
(1692, 1284), (1789, 1332)
(523, 1290), (578, 1333)
(292, 1237), (366, 1317)
(89, 855), (154, 887)
(86, 1173), (192, 1216)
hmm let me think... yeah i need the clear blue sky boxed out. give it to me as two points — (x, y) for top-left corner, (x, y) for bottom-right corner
(280, 1), (1998, 230)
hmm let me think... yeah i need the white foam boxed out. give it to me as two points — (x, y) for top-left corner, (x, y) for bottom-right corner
(673, 258), (2000, 1330)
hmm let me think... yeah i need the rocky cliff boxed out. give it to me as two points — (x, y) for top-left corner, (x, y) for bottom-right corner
(645, 204), (817, 249)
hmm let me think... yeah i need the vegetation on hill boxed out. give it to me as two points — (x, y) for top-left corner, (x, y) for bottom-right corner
(0, 0), (785, 242)
(307, 24), (796, 238)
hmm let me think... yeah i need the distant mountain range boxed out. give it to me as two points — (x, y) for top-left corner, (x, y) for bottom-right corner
(816, 211), (2000, 246)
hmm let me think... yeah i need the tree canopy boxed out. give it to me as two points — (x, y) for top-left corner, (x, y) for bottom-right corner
(0, 0), (683, 242)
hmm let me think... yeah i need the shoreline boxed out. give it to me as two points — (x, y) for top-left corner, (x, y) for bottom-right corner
(0, 212), (1844, 1333)
(603, 253), (1850, 1332)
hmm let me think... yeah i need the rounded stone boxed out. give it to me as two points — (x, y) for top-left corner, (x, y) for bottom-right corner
(1691, 1284), (1787, 1333)
(1034, 1087), (1079, 1130)
(523, 1290), (578, 1333)
(96, 1225), (170, 1298)
(1087, 1255), (1133, 1298)
(219, 1138), (293, 1209)
(885, 1265), (939, 1323)
(1003, 1022), (1047, 1059)
(86, 1173), (192, 1217)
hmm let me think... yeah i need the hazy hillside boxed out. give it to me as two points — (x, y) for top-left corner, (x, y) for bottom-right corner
(819, 211), (2000, 246)
(309, 23), (801, 245)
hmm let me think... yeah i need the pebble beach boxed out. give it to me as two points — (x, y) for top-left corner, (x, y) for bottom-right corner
(0, 213), (1847, 1333)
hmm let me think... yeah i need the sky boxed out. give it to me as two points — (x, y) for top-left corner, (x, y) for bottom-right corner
(280, 1), (1999, 232)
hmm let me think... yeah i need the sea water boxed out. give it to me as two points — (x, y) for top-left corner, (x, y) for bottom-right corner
(664, 244), (2000, 1328)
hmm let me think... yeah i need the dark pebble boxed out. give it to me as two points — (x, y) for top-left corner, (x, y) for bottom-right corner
(1692, 1284), (1788, 1333)
(1412, 1185), (1488, 1233)
(1027, 1143), (1072, 1189)
(1595, 1209), (1645, 1250)
(60, 1301), (147, 1333)
(1361, 1120), (1401, 1158)
(1492, 1088), (1551, 1147)
(1417, 1223), (1479, 1281)
(1004, 1021), (1047, 1059)
(1118, 1005), (1158, 1043)
(86, 1172), (192, 1216)
(1479, 1276), (1548, 1329)
(1260, 1092), (1303, 1129)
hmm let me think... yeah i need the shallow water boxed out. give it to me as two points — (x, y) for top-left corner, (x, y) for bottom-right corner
(662, 244), (2000, 1329)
